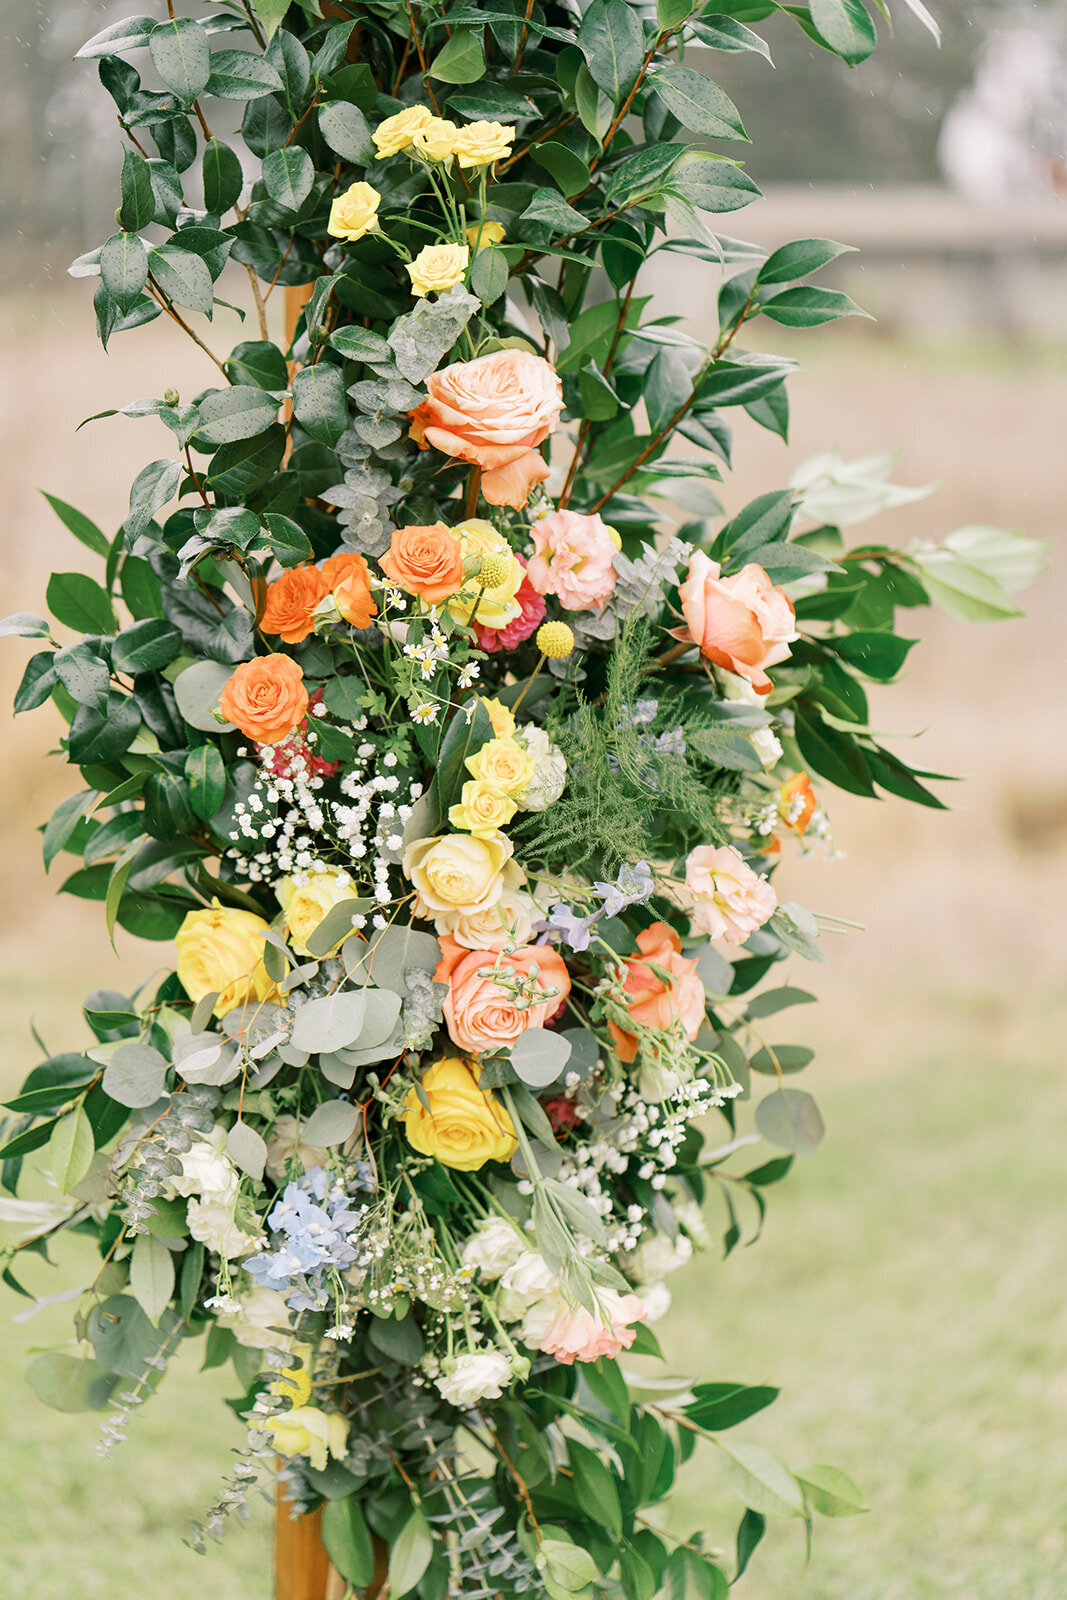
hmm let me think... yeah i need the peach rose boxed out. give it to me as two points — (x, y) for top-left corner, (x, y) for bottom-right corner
(408, 350), (563, 510)
(379, 523), (464, 605)
(321, 552), (377, 628)
(539, 1289), (647, 1365)
(674, 552), (798, 695)
(607, 922), (705, 1065)
(435, 936), (571, 1055)
(261, 565), (330, 644)
(220, 654), (309, 746)
(684, 845), (777, 944)
(526, 509), (619, 612)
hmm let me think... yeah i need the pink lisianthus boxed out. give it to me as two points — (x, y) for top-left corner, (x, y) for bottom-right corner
(473, 555), (546, 653)
(539, 1289), (647, 1365)
(673, 552), (798, 695)
(685, 844), (777, 944)
(525, 509), (619, 612)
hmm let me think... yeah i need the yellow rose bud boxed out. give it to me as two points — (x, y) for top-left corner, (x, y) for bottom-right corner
(478, 696), (516, 739)
(536, 620), (575, 659)
(276, 870), (362, 957)
(269, 1406), (349, 1472)
(466, 737), (536, 796)
(373, 104), (434, 158)
(447, 520), (523, 630)
(403, 830), (513, 915)
(466, 219), (507, 251)
(411, 117), (458, 161)
(406, 242), (470, 298)
(327, 181), (382, 242)
(452, 121), (514, 170)
(403, 1056), (518, 1171)
(448, 778), (519, 836)
(175, 904), (279, 1019)
(604, 523), (622, 551)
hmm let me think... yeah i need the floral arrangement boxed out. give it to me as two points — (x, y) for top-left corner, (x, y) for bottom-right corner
(0, 1), (1042, 1594)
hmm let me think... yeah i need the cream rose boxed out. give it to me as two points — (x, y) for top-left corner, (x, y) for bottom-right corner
(411, 117), (458, 161)
(432, 883), (539, 952)
(373, 104), (434, 158)
(403, 830), (513, 915)
(407, 243), (469, 297)
(327, 181), (382, 242)
(515, 725), (567, 812)
(452, 120), (514, 169)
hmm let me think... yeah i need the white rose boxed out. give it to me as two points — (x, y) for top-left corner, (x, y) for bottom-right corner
(516, 725), (566, 812)
(265, 1115), (333, 1185)
(170, 1126), (239, 1205)
(497, 1251), (559, 1322)
(752, 726), (783, 770)
(435, 1348), (513, 1406)
(520, 1292), (565, 1347)
(637, 1063), (686, 1102)
(461, 1216), (525, 1281)
(186, 1197), (261, 1259)
(626, 1232), (693, 1284)
(216, 1281), (295, 1351)
(635, 1282), (671, 1323)
(719, 670), (782, 770)
(434, 885), (540, 952)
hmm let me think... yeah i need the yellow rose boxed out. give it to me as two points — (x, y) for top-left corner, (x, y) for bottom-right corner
(447, 519), (523, 629)
(327, 181), (382, 242)
(407, 243), (470, 298)
(431, 885), (538, 952)
(466, 219), (506, 252)
(403, 1056), (518, 1171)
(452, 121), (514, 170)
(175, 904), (278, 1018)
(373, 104), (434, 158)
(479, 696), (516, 739)
(448, 778), (518, 836)
(403, 831), (512, 915)
(270, 1406), (349, 1472)
(411, 117), (458, 161)
(277, 870), (362, 957)
(466, 737), (536, 796)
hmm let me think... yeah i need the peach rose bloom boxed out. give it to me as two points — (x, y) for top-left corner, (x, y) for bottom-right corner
(379, 523), (464, 604)
(435, 936), (571, 1055)
(261, 565), (330, 644)
(607, 922), (705, 1065)
(684, 844), (777, 944)
(219, 654), (309, 746)
(408, 350), (563, 509)
(321, 552), (377, 628)
(675, 552), (798, 695)
(526, 509), (619, 612)
(539, 1289), (647, 1365)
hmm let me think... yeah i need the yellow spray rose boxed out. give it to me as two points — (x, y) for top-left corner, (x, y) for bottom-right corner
(411, 117), (458, 161)
(466, 219), (506, 251)
(270, 1406), (349, 1472)
(466, 737), (536, 796)
(327, 181), (382, 242)
(452, 121), (514, 169)
(403, 830), (512, 915)
(407, 243), (470, 298)
(447, 519), (524, 629)
(175, 904), (278, 1018)
(479, 696), (516, 739)
(403, 1056), (518, 1171)
(448, 779), (519, 836)
(373, 104), (434, 157)
(276, 870), (362, 956)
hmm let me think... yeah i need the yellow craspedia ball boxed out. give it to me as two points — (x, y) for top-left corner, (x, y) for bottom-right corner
(536, 621), (575, 659)
(475, 551), (514, 590)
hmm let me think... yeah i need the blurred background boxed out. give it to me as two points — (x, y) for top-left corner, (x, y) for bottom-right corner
(1, 2), (1065, 1596)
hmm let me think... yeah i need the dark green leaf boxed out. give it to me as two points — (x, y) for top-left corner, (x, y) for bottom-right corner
(650, 64), (747, 140)
(14, 652), (58, 713)
(99, 233), (148, 315)
(118, 147), (155, 230)
(148, 243), (214, 316)
(322, 1498), (376, 1587)
(577, 0), (645, 104)
(428, 30), (486, 84)
(809, 0), (877, 65)
(569, 1438), (623, 1536)
(125, 458), (184, 543)
(292, 363), (348, 446)
(41, 493), (110, 559)
(757, 236), (854, 285)
(185, 744), (227, 820)
(435, 699), (495, 813)
(735, 1509), (765, 1582)
(318, 100), (374, 163)
(833, 630), (915, 679)
(111, 618), (182, 675)
(46, 572), (116, 636)
(262, 145), (314, 212)
(531, 143), (591, 199)
(469, 245), (509, 305)
(196, 386), (280, 446)
(206, 424), (287, 496)
(149, 16), (210, 102)
(54, 645), (110, 706)
(203, 138), (244, 213)
(77, 15), (156, 59)
(226, 340), (290, 390)
(67, 698), (142, 765)
(760, 284), (869, 327)
(261, 512), (314, 566)
(793, 705), (875, 796)
(206, 50), (284, 99)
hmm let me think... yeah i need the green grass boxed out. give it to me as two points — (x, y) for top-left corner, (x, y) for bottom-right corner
(3, 988), (1065, 1597)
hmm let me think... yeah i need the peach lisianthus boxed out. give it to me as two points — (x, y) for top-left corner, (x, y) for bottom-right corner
(607, 922), (705, 1065)
(219, 654), (309, 746)
(674, 552), (798, 694)
(435, 936), (571, 1055)
(261, 565), (330, 644)
(684, 844), (777, 944)
(539, 1289), (647, 1365)
(408, 350), (563, 509)
(526, 509), (620, 611)
(379, 523), (465, 604)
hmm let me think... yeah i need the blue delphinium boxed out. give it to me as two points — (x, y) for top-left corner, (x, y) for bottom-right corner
(247, 1166), (366, 1312)
(544, 861), (656, 952)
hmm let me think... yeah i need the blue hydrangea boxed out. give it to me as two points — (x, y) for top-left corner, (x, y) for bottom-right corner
(246, 1166), (366, 1312)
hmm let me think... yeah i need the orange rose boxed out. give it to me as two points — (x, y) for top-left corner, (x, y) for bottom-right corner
(219, 654), (309, 746)
(607, 923), (705, 1065)
(261, 565), (330, 644)
(435, 936), (571, 1055)
(673, 552), (798, 696)
(408, 350), (563, 510)
(379, 523), (465, 604)
(321, 552), (377, 628)
(779, 771), (817, 835)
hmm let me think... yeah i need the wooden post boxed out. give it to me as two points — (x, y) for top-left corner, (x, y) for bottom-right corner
(275, 1480), (347, 1600)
